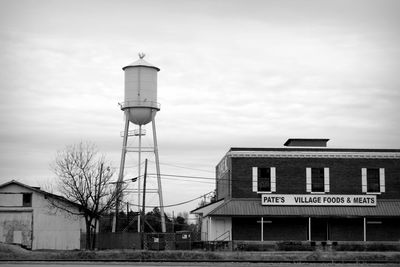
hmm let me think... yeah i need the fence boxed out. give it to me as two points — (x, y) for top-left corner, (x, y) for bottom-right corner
(96, 232), (141, 249)
(144, 231), (202, 250)
(81, 232), (141, 250)
(88, 231), (232, 251)
(82, 233), (400, 252)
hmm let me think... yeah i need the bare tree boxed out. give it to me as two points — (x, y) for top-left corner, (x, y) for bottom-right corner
(51, 141), (120, 249)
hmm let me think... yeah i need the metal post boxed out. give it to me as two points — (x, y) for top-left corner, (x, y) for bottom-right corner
(308, 217), (312, 241)
(326, 220), (329, 241)
(363, 217), (367, 242)
(209, 217), (212, 241)
(261, 217), (264, 241)
(112, 111), (130, 232)
(152, 118), (166, 233)
(137, 125), (142, 232)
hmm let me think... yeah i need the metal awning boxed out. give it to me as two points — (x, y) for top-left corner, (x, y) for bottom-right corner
(206, 198), (400, 217)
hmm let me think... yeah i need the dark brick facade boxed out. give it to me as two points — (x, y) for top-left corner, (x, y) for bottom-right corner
(227, 157), (400, 199)
(216, 171), (230, 200)
(232, 217), (308, 241)
(366, 218), (400, 241)
(212, 147), (400, 242)
(232, 217), (260, 240)
(329, 218), (363, 241)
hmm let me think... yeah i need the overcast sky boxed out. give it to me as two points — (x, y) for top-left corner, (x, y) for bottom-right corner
(1, 0), (399, 215)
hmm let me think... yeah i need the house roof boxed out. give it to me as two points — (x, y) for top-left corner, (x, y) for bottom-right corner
(191, 198), (225, 216)
(0, 180), (84, 210)
(202, 198), (400, 218)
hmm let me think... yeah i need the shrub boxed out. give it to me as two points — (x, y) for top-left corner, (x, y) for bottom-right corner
(276, 241), (313, 251)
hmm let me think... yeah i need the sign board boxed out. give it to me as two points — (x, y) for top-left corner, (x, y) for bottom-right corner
(261, 194), (376, 206)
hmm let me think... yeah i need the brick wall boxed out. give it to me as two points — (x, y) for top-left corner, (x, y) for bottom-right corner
(232, 217), (308, 241)
(366, 218), (400, 241)
(263, 218), (307, 241)
(230, 157), (400, 199)
(232, 217), (260, 240)
(329, 218), (363, 241)
(232, 217), (400, 242)
(216, 172), (230, 200)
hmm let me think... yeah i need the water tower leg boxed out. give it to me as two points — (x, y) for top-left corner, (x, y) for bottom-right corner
(137, 125), (143, 233)
(152, 118), (166, 233)
(113, 111), (130, 232)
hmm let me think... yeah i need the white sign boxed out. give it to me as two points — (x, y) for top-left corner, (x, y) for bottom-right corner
(261, 194), (376, 206)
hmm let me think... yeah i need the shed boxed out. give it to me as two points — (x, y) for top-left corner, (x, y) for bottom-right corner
(0, 180), (88, 250)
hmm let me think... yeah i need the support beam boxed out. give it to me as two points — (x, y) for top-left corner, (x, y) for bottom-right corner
(257, 217), (272, 241)
(209, 217), (212, 241)
(308, 217), (311, 241)
(112, 111), (130, 232)
(261, 217), (264, 241)
(152, 118), (166, 233)
(363, 217), (367, 242)
(137, 125), (142, 232)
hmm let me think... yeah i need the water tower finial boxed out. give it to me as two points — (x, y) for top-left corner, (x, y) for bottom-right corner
(138, 52), (145, 59)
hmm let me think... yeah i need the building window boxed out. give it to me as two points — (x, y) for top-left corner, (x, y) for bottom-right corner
(22, 193), (32, 207)
(252, 167), (276, 193)
(311, 168), (324, 192)
(362, 168), (385, 193)
(306, 167), (329, 193)
(367, 169), (379, 192)
(258, 168), (271, 191)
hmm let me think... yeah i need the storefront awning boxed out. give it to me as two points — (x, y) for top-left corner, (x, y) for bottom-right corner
(205, 198), (400, 217)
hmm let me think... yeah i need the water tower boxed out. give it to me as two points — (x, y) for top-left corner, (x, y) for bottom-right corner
(113, 53), (166, 233)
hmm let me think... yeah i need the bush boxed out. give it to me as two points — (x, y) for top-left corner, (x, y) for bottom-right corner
(335, 242), (400, 252)
(276, 241), (313, 251)
(234, 242), (275, 251)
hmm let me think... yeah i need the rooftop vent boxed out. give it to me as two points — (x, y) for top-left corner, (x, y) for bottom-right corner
(284, 138), (329, 147)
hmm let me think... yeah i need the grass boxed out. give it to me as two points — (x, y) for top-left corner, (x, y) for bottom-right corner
(1, 242), (400, 263)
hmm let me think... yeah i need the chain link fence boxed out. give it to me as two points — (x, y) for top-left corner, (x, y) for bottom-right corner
(144, 231), (200, 250)
(87, 231), (232, 251)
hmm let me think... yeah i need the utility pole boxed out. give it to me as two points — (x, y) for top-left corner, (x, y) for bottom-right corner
(141, 159), (148, 249)
(172, 211), (175, 233)
(126, 201), (129, 227)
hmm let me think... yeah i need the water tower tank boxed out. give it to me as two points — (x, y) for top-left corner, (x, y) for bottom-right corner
(121, 54), (160, 125)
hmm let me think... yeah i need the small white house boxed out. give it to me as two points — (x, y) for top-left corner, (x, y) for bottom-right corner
(192, 200), (232, 241)
(0, 180), (88, 250)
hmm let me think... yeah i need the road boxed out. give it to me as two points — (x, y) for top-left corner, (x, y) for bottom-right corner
(1, 262), (399, 267)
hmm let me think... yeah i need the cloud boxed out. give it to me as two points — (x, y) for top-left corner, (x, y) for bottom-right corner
(0, 0), (399, 213)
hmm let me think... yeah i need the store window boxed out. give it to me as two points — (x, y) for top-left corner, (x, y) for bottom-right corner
(252, 167), (276, 193)
(306, 167), (329, 193)
(362, 168), (385, 193)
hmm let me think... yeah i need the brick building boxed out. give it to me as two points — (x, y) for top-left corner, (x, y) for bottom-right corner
(192, 139), (400, 242)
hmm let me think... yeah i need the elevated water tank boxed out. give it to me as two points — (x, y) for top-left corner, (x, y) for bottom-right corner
(121, 54), (160, 125)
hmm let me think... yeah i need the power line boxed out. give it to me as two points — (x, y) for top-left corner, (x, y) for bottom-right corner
(147, 175), (215, 184)
(123, 191), (214, 209)
(148, 173), (215, 180)
(148, 159), (214, 173)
